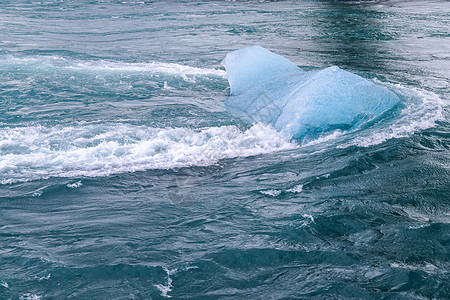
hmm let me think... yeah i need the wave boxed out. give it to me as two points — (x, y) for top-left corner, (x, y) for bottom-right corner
(0, 123), (295, 184)
(0, 55), (226, 79)
(67, 60), (227, 78)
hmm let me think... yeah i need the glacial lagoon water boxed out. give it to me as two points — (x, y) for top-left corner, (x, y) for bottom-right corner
(0, 1), (449, 299)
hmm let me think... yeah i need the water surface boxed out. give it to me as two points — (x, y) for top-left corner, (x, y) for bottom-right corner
(0, 1), (449, 299)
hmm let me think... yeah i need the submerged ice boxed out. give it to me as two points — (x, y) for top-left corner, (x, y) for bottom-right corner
(223, 46), (400, 140)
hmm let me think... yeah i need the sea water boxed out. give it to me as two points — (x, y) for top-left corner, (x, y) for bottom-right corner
(0, 1), (449, 299)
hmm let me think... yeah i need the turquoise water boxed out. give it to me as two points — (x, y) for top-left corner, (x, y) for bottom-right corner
(1, 0), (449, 299)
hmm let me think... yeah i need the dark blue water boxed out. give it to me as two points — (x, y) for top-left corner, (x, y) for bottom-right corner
(1, 1), (449, 299)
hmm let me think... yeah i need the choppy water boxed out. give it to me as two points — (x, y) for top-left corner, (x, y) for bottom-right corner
(1, 1), (449, 299)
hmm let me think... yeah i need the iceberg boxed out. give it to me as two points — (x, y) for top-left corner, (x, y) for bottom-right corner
(223, 45), (399, 140)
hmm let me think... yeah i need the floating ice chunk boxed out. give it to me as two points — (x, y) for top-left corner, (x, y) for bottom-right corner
(224, 46), (399, 140)
(276, 66), (400, 139)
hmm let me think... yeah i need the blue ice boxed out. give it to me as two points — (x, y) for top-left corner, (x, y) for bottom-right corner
(223, 45), (399, 140)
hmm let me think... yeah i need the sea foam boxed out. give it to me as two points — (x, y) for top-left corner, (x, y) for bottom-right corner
(0, 56), (226, 79)
(0, 123), (295, 184)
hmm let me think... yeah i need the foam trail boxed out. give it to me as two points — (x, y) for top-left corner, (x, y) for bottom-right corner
(68, 61), (227, 77)
(0, 56), (226, 78)
(0, 123), (295, 184)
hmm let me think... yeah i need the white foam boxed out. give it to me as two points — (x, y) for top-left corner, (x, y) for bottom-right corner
(31, 191), (43, 197)
(286, 184), (303, 193)
(316, 174), (330, 179)
(20, 294), (41, 300)
(68, 60), (227, 78)
(260, 189), (282, 197)
(67, 181), (83, 189)
(37, 274), (51, 281)
(390, 262), (440, 274)
(301, 130), (345, 147)
(1, 281), (8, 288)
(260, 184), (303, 197)
(0, 56), (226, 79)
(302, 214), (314, 223)
(155, 267), (176, 298)
(0, 123), (296, 184)
(299, 214), (315, 227)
